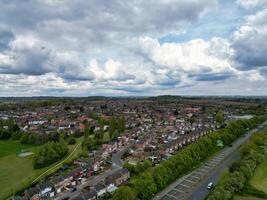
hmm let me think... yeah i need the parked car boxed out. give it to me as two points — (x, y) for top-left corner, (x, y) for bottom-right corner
(207, 182), (214, 190)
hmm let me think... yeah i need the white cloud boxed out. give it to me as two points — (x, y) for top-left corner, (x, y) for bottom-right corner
(236, 0), (267, 9)
(232, 8), (267, 70)
(139, 36), (235, 76)
(89, 59), (135, 82)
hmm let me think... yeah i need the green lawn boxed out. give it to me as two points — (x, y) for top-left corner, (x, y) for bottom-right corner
(0, 138), (83, 200)
(0, 140), (34, 157)
(234, 196), (265, 200)
(0, 140), (42, 199)
(250, 157), (267, 193)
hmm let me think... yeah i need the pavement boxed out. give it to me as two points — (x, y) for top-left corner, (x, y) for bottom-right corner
(153, 121), (267, 200)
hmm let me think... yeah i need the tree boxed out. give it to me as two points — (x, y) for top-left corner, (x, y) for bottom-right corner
(67, 136), (76, 145)
(188, 116), (196, 125)
(132, 172), (157, 200)
(117, 115), (125, 133)
(152, 165), (168, 190)
(112, 186), (136, 200)
(109, 117), (116, 137)
(33, 141), (68, 169)
(215, 111), (223, 124)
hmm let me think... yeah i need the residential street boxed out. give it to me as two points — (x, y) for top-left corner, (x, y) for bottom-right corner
(53, 146), (129, 200)
(153, 121), (267, 200)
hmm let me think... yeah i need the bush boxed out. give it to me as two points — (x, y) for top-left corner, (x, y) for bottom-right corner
(68, 137), (76, 145)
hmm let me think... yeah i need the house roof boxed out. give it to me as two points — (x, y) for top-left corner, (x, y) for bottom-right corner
(93, 182), (106, 191)
(24, 187), (40, 197)
(39, 181), (53, 190)
(83, 190), (97, 199)
(51, 176), (64, 184)
(104, 177), (115, 186)
(71, 194), (84, 200)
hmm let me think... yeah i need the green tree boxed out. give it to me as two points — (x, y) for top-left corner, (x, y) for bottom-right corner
(112, 186), (136, 200)
(132, 172), (157, 200)
(215, 111), (223, 124)
(152, 165), (168, 190)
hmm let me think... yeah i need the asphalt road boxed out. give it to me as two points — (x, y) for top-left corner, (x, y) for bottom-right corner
(187, 148), (238, 200)
(153, 121), (267, 200)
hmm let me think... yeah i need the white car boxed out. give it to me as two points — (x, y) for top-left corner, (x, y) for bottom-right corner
(207, 182), (214, 190)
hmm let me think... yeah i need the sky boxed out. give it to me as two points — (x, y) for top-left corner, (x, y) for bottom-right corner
(0, 0), (267, 97)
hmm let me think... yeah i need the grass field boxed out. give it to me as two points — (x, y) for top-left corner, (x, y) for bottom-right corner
(0, 138), (83, 200)
(0, 140), (34, 158)
(250, 157), (267, 194)
(234, 196), (265, 200)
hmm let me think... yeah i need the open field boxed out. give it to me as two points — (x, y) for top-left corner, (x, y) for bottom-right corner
(234, 196), (265, 200)
(250, 157), (267, 193)
(0, 140), (34, 158)
(0, 138), (83, 200)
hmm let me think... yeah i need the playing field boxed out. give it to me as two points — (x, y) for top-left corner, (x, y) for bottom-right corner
(234, 196), (265, 200)
(250, 157), (267, 194)
(0, 140), (42, 199)
(0, 139), (83, 200)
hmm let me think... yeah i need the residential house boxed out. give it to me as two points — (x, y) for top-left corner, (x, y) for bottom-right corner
(93, 183), (106, 197)
(82, 190), (98, 200)
(24, 187), (40, 200)
(39, 181), (55, 198)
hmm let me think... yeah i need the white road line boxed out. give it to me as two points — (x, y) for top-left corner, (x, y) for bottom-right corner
(190, 175), (201, 180)
(173, 187), (185, 193)
(184, 179), (197, 184)
(178, 183), (190, 188)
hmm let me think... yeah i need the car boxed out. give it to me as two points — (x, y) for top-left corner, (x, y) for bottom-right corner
(61, 197), (70, 200)
(71, 187), (77, 192)
(207, 182), (214, 190)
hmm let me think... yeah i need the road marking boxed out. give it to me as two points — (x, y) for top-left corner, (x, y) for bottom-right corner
(203, 165), (211, 170)
(160, 195), (176, 200)
(178, 183), (190, 188)
(184, 179), (196, 184)
(166, 193), (178, 199)
(173, 187), (185, 193)
(194, 171), (205, 176)
(208, 160), (219, 164)
(198, 168), (209, 173)
(205, 162), (215, 167)
(190, 175), (201, 180)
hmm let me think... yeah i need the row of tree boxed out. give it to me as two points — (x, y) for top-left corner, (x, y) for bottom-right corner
(33, 139), (69, 169)
(207, 130), (267, 200)
(112, 116), (266, 200)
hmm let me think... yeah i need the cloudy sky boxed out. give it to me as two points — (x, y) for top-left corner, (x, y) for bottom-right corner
(0, 0), (267, 96)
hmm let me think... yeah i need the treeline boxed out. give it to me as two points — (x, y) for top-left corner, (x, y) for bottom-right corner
(33, 139), (68, 169)
(207, 131), (267, 200)
(82, 114), (125, 152)
(20, 132), (61, 145)
(113, 116), (266, 200)
(0, 118), (20, 139)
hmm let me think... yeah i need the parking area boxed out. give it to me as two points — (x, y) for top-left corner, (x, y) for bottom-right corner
(158, 151), (226, 200)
